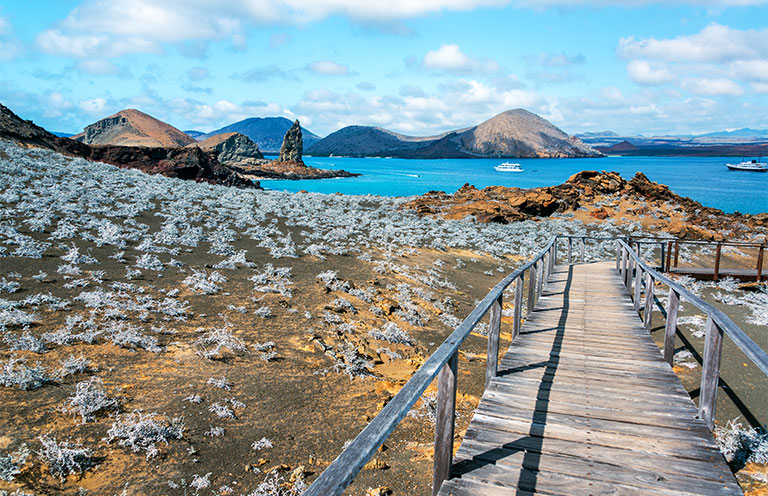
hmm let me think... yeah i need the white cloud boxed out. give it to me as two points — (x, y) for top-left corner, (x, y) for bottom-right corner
(681, 77), (744, 96)
(619, 23), (767, 63)
(305, 60), (351, 76)
(79, 97), (108, 115)
(423, 44), (499, 73)
(626, 60), (676, 85)
(729, 60), (768, 82)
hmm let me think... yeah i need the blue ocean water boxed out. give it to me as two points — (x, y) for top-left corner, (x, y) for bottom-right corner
(259, 156), (768, 215)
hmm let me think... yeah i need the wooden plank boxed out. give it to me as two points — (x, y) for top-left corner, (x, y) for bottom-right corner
(490, 374), (697, 405)
(433, 352), (458, 496)
(454, 441), (739, 495)
(459, 426), (729, 483)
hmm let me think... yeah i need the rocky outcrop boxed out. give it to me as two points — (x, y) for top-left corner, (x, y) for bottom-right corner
(307, 109), (602, 159)
(227, 160), (360, 180)
(0, 103), (257, 189)
(75, 109), (196, 148)
(278, 120), (304, 164)
(187, 132), (266, 166)
(403, 170), (763, 240)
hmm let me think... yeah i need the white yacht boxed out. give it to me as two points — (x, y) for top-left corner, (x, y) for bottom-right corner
(726, 159), (767, 172)
(494, 162), (524, 172)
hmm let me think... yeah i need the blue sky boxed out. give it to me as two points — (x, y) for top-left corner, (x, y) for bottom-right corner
(0, 1), (766, 137)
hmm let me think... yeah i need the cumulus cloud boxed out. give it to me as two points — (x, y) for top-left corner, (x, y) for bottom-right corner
(681, 77), (743, 96)
(423, 44), (499, 73)
(305, 60), (351, 76)
(626, 60), (676, 85)
(619, 23), (767, 63)
(619, 23), (766, 101)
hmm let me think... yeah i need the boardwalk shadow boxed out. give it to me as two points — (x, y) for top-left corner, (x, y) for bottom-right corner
(451, 265), (573, 494)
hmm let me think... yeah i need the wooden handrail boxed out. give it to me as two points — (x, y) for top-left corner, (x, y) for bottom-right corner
(304, 237), (557, 496)
(616, 239), (768, 429)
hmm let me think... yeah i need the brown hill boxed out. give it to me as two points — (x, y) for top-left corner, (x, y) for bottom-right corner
(75, 109), (196, 148)
(459, 109), (598, 158)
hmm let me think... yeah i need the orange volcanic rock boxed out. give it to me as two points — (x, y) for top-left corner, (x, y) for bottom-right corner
(74, 109), (196, 148)
(402, 170), (764, 240)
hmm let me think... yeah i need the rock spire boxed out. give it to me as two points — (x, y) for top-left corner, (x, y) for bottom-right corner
(278, 120), (304, 164)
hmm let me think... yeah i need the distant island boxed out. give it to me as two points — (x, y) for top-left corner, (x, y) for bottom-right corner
(576, 130), (768, 157)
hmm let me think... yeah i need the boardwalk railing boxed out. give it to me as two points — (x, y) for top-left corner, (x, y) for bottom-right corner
(616, 238), (768, 429)
(663, 238), (766, 282)
(304, 237), (557, 496)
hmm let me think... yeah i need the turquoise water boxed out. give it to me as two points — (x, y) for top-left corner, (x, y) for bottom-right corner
(260, 156), (768, 214)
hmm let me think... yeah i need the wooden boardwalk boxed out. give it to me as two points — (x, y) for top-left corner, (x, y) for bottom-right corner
(438, 262), (741, 496)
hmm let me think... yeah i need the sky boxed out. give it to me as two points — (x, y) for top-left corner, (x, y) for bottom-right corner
(0, 0), (766, 138)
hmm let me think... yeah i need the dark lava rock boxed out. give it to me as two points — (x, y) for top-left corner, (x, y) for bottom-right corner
(278, 119), (304, 164)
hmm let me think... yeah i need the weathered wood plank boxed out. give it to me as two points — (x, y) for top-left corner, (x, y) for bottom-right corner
(433, 352), (458, 496)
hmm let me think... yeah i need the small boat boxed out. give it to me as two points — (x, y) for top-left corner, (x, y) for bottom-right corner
(726, 158), (767, 172)
(494, 162), (524, 172)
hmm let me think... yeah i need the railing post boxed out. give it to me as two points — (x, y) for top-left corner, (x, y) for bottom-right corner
(673, 241), (680, 268)
(660, 242), (666, 272)
(758, 244), (765, 282)
(513, 274), (524, 340)
(621, 247), (628, 282)
(432, 352), (458, 495)
(698, 317), (724, 430)
(643, 272), (654, 333)
(625, 252), (633, 289)
(580, 237), (586, 263)
(536, 258), (544, 302)
(553, 238), (558, 265)
(633, 266), (643, 313)
(713, 243), (722, 282)
(567, 237), (573, 265)
(527, 262), (537, 316)
(616, 241), (621, 271)
(485, 296), (502, 389)
(665, 241), (673, 272)
(663, 288), (680, 365)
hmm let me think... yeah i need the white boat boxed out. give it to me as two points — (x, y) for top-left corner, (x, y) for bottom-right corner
(495, 162), (524, 172)
(726, 159), (767, 172)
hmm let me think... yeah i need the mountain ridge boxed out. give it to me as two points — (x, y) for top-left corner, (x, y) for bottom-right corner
(307, 109), (600, 159)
